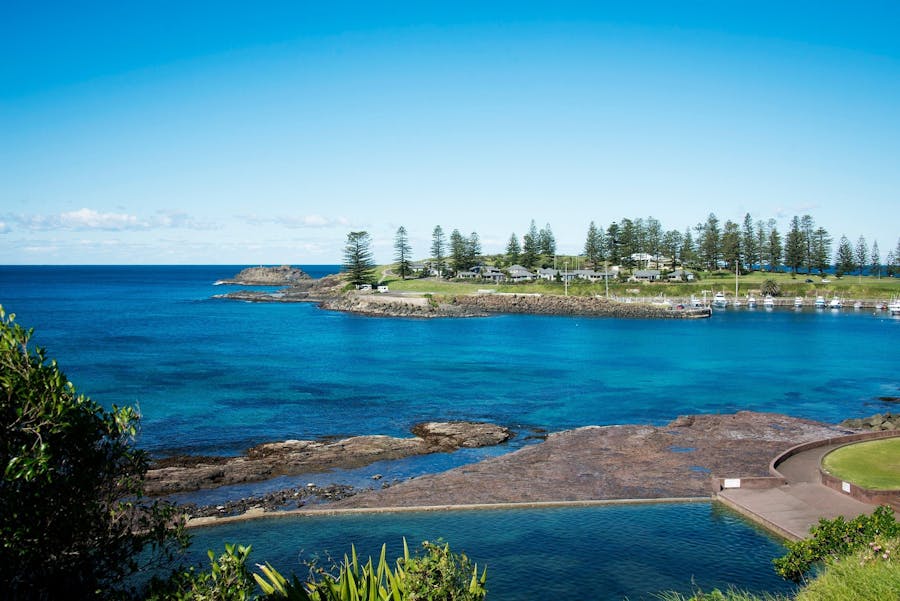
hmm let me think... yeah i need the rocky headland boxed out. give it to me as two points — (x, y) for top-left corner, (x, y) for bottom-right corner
(147, 421), (512, 495)
(214, 273), (346, 303)
(212, 268), (710, 319)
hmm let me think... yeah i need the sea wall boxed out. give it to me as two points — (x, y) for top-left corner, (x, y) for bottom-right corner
(453, 293), (711, 319)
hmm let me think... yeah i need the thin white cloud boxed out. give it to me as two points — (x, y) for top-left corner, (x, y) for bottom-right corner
(64, 208), (141, 229)
(237, 214), (350, 229)
(0, 221), (9, 234)
(5, 208), (215, 232)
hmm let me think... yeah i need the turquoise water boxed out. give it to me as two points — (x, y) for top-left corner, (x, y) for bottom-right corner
(187, 503), (796, 601)
(2, 266), (896, 458)
(2, 265), (896, 598)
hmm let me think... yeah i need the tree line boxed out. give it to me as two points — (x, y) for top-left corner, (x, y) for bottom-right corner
(342, 213), (900, 285)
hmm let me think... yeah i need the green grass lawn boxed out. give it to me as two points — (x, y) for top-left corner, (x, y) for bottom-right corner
(822, 438), (900, 490)
(378, 267), (900, 300)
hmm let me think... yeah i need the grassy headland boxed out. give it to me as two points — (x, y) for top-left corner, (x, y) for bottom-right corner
(379, 267), (900, 301)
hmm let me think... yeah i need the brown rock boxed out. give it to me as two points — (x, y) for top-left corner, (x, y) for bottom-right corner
(411, 421), (512, 450)
(316, 412), (850, 510)
(146, 421), (511, 495)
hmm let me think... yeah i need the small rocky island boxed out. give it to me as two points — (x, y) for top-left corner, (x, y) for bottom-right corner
(216, 265), (311, 285)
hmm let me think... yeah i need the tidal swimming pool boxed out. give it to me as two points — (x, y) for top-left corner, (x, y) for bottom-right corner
(187, 502), (796, 601)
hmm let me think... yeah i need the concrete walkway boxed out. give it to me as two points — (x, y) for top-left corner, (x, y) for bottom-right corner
(717, 443), (874, 541)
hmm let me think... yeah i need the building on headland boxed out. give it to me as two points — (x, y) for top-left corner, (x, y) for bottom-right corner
(631, 269), (661, 282)
(474, 266), (506, 283)
(667, 269), (695, 282)
(506, 265), (535, 282)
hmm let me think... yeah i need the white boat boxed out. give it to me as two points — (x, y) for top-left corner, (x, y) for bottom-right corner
(747, 295), (757, 308)
(829, 297), (843, 309)
(763, 294), (775, 309)
(712, 292), (727, 308)
(853, 301), (862, 310)
(690, 295), (703, 308)
(814, 296), (826, 309)
(889, 299), (900, 316)
(794, 296), (803, 308)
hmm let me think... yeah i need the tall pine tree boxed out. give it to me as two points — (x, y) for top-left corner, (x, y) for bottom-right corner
(394, 226), (412, 280)
(431, 225), (447, 277)
(343, 231), (376, 286)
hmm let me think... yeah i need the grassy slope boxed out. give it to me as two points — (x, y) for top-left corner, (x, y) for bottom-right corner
(380, 268), (900, 300)
(661, 538), (900, 601)
(822, 438), (900, 490)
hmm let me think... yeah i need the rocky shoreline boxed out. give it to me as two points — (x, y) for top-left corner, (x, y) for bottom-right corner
(839, 411), (900, 431)
(212, 266), (711, 318)
(319, 292), (711, 319)
(452, 293), (711, 318)
(147, 421), (512, 495)
(218, 285), (710, 319)
(178, 411), (874, 525)
(179, 483), (357, 519)
(316, 411), (852, 510)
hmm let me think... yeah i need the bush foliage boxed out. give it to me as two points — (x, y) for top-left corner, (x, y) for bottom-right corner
(773, 505), (899, 582)
(0, 307), (187, 599)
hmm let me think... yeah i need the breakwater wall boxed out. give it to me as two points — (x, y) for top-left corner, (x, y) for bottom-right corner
(453, 293), (710, 319)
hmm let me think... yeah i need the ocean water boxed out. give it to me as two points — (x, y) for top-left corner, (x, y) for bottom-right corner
(2, 265), (896, 459)
(2, 265), (897, 598)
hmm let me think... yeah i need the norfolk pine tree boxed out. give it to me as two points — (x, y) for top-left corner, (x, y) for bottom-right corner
(835, 235), (855, 277)
(343, 231), (376, 286)
(431, 225), (447, 277)
(394, 226), (412, 280)
(870, 240), (881, 278)
(855, 235), (868, 280)
(505, 233), (521, 266)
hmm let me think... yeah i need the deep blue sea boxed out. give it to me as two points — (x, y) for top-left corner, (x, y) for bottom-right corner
(2, 265), (897, 599)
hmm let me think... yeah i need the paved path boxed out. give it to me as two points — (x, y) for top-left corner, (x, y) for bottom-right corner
(717, 443), (873, 540)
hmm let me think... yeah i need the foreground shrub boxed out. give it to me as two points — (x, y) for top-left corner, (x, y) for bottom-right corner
(146, 543), (256, 601)
(773, 505), (899, 581)
(0, 307), (187, 599)
(256, 539), (486, 601)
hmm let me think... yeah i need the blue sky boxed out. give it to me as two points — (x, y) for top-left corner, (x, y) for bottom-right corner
(2, 2), (899, 264)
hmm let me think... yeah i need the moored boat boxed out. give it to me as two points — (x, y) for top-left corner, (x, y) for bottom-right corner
(829, 297), (843, 310)
(763, 294), (775, 309)
(889, 299), (900, 316)
(794, 296), (803, 308)
(815, 296), (826, 309)
(712, 291), (727, 308)
(747, 295), (757, 308)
